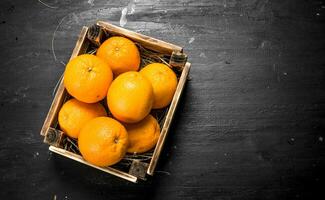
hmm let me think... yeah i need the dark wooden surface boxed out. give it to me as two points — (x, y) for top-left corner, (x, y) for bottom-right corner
(1, 0), (325, 199)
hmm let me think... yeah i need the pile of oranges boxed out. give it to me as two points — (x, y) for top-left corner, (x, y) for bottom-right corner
(58, 36), (178, 167)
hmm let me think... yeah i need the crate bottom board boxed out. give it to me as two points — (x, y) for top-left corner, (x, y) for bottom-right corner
(49, 146), (139, 183)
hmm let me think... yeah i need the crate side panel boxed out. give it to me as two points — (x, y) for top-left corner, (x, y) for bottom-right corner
(40, 26), (89, 136)
(97, 21), (182, 55)
(147, 62), (191, 175)
(49, 146), (138, 183)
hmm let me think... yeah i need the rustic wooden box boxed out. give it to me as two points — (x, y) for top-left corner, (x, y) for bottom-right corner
(40, 21), (191, 183)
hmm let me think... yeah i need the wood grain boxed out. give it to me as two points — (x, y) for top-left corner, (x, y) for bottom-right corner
(0, 0), (324, 199)
(97, 21), (183, 54)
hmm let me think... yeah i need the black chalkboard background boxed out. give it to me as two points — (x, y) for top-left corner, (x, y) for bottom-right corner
(0, 0), (325, 199)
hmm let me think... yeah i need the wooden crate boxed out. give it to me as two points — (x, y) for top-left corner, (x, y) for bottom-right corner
(40, 21), (191, 183)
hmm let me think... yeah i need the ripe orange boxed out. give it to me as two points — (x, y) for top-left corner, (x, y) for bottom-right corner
(96, 36), (140, 76)
(107, 71), (153, 123)
(124, 115), (160, 154)
(64, 54), (113, 103)
(58, 98), (107, 139)
(78, 117), (128, 167)
(140, 63), (178, 109)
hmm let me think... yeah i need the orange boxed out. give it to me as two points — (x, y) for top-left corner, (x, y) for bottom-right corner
(124, 115), (160, 154)
(96, 36), (140, 76)
(78, 117), (128, 167)
(107, 71), (153, 123)
(140, 63), (178, 109)
(58, 98), (107, 138)
(64, 54), (113, 103)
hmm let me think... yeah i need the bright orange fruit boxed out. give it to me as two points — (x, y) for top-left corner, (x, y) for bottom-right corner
(140, 63), (178, 109)
(64, 54), (113, 103)
(107, 71), (153, 123)
(58, 98), (107, 139)
(96, 36), (140, 76)
(78, 117), (128, 167)
(124, 115), (160, 154)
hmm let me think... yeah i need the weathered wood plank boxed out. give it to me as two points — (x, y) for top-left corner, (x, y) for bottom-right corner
(97, 21), (183, 54)
(148, 62), (191, 175)
(1, 0), (325, 199)
(49, 146), (138, 183)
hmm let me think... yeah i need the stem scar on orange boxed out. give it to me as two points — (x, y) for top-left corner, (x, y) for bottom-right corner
(140, 63), (178, 109)
(58, 98), (107, 139)
(107, 71), (153, 123)
(64, 54), (113, 103)
(78, 117), (128, 167)
(96, 36), (140, 76)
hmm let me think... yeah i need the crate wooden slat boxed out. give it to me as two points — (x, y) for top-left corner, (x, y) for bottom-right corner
(147, 62), (191, 175)
(40, 26), (89, 136)
(41, 21), (191, 183)
(49, 146), (138, 182)
(96, 21), (183, 55)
